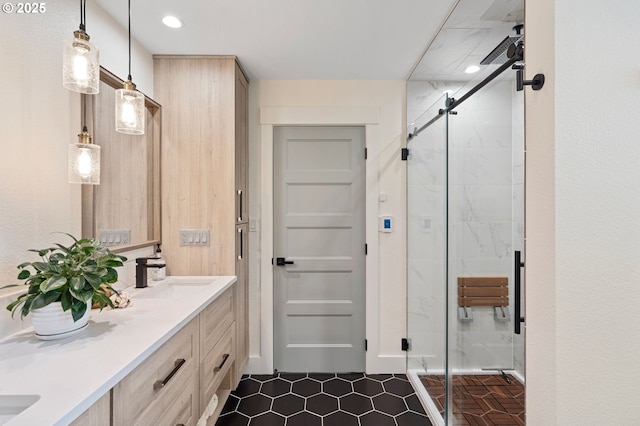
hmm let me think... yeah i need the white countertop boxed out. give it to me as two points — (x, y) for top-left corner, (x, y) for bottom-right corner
(0, 276), (236, 426)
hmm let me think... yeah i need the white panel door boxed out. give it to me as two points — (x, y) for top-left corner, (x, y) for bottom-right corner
(274, 126), (366, 372)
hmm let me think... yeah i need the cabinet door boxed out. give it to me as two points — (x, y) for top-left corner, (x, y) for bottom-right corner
(235, 64), (249, 224)
(154, 56), (237, 276)
(234, 223), (249, 386)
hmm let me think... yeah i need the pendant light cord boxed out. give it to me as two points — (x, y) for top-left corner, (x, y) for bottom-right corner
(127, 0), (132, 81)
(79, 0), (85, 31)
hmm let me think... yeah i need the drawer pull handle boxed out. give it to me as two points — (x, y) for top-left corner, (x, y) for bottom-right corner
(154, 358), (186, 391)
(214, 353), (230, 373)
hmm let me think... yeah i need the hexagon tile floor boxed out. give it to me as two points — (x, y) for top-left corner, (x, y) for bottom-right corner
(215, 373), (432, 426)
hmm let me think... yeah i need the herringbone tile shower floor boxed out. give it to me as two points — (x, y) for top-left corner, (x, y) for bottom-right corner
(420, 374), (525, 426)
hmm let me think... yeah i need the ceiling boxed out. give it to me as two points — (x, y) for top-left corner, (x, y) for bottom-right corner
(409, 0), (524, 81)
(405, 0), (525, 126)
(94, 0), (459, 81)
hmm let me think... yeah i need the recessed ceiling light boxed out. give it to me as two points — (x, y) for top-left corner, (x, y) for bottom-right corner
(162, 16), (182, 29)
(465, 65), (480, 74)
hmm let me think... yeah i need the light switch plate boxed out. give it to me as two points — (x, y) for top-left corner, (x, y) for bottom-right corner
(179, 229), (210, 246)
(99, 229), (131, 247)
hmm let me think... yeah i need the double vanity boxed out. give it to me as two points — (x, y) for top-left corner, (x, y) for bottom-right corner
(0, 276), (239, 426)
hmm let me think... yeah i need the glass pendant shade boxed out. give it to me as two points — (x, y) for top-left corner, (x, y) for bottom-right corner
(69, 131), (100, 185)
(115, 81), (145, 135)
(63, 31), (99, 94)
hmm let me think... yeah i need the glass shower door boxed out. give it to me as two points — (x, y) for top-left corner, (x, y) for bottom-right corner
(406, 93), (448, 420)
(446, 81), (525, 425)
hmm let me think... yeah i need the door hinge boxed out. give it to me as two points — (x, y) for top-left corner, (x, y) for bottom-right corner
(401, 148), (409, 161)
(401, 338), (410, 351)
(365, 244), (368, 255)
(365, 147), (368, 160)
(365, 339), (368, 351)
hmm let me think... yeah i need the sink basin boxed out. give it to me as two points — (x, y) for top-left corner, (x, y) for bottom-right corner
(0, 395), (40, 425)
(162, 277), (220, 286)
(132, 277), (218, 299)
(134, 284), (202, 299)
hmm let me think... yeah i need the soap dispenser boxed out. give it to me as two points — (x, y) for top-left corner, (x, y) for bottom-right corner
(149, 244), (166, 280)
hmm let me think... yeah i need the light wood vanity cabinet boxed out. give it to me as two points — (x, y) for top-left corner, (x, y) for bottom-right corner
(113, 319), (199, 426)
(103, 285), (237, 426)
(154, 55), (250, 390)
(235, 223), (249, 382)
(69, 392), (110, 426)
(199, 286), (237, 422)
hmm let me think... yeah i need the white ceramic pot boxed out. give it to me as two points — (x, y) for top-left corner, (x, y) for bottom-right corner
(31, 301), (91, 340)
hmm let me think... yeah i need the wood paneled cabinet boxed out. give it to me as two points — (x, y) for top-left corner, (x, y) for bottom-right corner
(235, 223), (249, 382)
(113, 320), (199, 426)
(153, 55), (250, 389)
(69, 392), (110, 426)
(93, 286), (237, 426)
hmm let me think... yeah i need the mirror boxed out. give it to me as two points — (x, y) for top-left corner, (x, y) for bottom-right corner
(81, 67), (161, 252)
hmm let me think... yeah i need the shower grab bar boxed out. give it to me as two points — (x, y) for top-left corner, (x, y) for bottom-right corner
(514, 250), (525, 334)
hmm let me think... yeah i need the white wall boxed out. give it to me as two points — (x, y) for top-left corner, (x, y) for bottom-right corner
(86, 0), (154, 97)
(0, 1), (81, 294)
(0, 1), (153, 333)
(248, 80), (407, 373)
(526, 0), (640, 424)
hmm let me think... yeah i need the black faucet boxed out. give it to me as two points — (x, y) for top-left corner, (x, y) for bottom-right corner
(135, 257), (165, 288)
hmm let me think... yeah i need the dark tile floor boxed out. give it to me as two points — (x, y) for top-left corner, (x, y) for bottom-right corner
(216, 373), (432, 426)
(420, 374), (525, 426)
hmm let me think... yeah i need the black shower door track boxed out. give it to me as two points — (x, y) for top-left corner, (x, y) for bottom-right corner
(407, 54), (520, 141)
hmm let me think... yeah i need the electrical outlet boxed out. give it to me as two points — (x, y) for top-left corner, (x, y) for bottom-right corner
(179, 229), (210, 246)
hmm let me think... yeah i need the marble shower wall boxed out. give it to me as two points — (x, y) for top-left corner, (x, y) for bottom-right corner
(407, 80), (525, 373)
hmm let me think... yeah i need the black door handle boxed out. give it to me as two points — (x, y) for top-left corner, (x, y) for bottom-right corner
(276, 257), (294, 266)
(514, 250), (525, 334)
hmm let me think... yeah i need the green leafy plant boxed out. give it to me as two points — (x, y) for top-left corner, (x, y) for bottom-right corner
(2, 233), (127, 322)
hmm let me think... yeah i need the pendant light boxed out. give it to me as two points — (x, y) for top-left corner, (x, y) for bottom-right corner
(115, 0), (145, 135)
(63, 0), (99, 94)
(69, 95), (100, 184)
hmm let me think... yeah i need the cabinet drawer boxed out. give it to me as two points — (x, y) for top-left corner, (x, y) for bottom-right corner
(113, 319), (198, 425)
(200, 324), (235, 410)
(135, 367), (198, 426)
(200, 287), (234, 359)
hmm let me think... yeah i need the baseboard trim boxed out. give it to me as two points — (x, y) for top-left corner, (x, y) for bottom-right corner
(245, 354), (406, 375)
(366, 354), (406, 374)
(245, 356), (269, 375)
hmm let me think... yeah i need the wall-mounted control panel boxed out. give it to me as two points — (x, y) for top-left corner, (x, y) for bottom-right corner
(378, 216), (393, 233)
(179, 229), (211, 246)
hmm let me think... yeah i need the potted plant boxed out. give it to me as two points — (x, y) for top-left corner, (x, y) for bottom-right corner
(2, 233), (126, 340)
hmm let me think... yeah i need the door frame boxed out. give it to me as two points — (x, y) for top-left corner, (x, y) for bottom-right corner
(252, 106), (389, 374)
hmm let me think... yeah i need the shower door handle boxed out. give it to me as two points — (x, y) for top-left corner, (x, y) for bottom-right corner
(514, 250), (525, 334)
